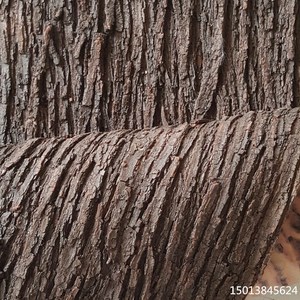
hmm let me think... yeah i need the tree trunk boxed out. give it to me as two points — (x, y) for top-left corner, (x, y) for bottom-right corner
(1, 1), (300, 299)
(1, 109), (300, 299)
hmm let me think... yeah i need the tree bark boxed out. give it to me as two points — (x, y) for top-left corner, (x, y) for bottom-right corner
(0, 0), (299, 145)
(1, 1), (300, 299)
(1, 109), (300, 299)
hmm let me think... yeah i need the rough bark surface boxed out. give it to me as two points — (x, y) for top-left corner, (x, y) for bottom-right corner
(1, 109), (300, 300)
(0, 0), (299, 145)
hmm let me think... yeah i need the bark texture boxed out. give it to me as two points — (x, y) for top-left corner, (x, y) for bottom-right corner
(0, 0), (299, 145)
(1, 109), (300, 300)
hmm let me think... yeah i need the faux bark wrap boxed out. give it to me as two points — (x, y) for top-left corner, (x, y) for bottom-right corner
(1, 108), (300, 299)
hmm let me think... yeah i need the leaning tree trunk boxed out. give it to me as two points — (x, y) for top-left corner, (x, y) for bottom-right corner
(1, 0), (300, 299)
(1, 109), (300, 299)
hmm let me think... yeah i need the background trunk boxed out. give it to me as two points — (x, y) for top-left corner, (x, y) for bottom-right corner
(0, 0), (299, 145)
(1, 1), (300, 299)
(1, 109), (300, 299)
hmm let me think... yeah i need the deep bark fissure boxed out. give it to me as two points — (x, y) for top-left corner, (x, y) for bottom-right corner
(4, 7), (13, 146)
(293, 0), (300, 107)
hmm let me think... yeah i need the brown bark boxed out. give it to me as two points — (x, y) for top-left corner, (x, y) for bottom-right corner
(1, 109), (300, 299)
(1, 1), (300, 299)
(0, 0), (299, 145)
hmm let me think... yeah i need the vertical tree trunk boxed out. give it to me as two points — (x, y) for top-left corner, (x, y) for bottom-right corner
(0, 0), (299, 145)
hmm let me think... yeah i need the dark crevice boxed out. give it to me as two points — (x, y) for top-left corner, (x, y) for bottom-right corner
(101, 33), (111, 128)
(245, 0), (254, 110)
(54, 83), (60, 136)
(72, 1), (78, 32)
(96, 32), (109, 130)
(45, 235), (60, 298)
(273, 0), (279, 33)
(152, 86), (162, 127)
(77, 39), (88, 107)
(119, 268), (132, 299)
(5, 7), (14, 145)
(190, 1), (202, 98)
(36, 71), (48, 138)
(98, 0), (105, 33)
(66, 64), (75, 135)
(134, 248), (147, 300)
(162, 0), (173, 86)
(125, 1), (132, 62)
(66, 101), (75, 135)
(292, 1), (300, 107)
(124, 64), (134, 128)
